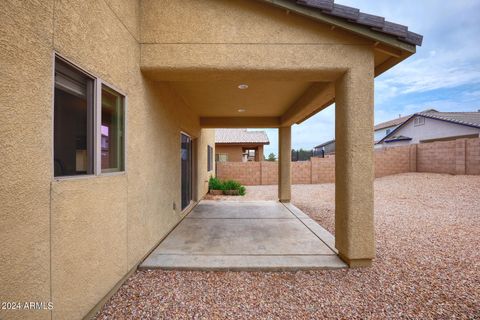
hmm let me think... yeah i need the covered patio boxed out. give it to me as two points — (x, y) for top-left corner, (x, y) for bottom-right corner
(141, 0), (422, 268)
(141, 201), (346, 270)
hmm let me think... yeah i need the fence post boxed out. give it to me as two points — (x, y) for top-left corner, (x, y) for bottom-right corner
(260, 161), (263, 185)
(409, 144), (417, 172)
(310, 157), (313, 184)
(455, 139), (467, 175)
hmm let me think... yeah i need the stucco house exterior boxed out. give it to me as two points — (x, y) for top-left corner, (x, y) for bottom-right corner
(314, 139), (336, 156)
(1, 0), (422, 319)
(374, 108), (437, 142)
(215, 128), (270, 162)
(376, 111), (480, 147)
(313, 109), (437, 154)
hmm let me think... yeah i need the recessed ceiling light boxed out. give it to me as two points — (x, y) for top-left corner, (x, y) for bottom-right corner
(237, 109), (246, 113)
(238, 84), (248, 90)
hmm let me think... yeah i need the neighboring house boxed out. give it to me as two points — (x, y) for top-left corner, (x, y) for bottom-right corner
(374, 114), (412, 142)
(314, 139), (336, 156)
(376, 111), (480, 147)
(313, 110), (437, 153)
(1, 0), (422, 318)
(215, 129), (270, 162)
(374, 109), (437, 142)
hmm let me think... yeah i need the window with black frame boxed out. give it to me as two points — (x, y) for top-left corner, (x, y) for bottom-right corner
(181, 133), (192, 210)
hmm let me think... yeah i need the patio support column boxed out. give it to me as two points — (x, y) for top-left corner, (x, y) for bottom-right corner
(278, 126), (291, 202)
(335, 67), (375, 268)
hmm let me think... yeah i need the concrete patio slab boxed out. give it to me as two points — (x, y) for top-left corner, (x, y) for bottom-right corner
(140, 201), (346, 271)
(189, 200), (293, 219)
(140, 255), (345, 271)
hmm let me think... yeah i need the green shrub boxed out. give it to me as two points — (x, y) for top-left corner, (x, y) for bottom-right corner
(209, 176), (223, 190)
(209, 177), (246, 196)
(239, 186), (246, 196)
(222, 180), (242, 191)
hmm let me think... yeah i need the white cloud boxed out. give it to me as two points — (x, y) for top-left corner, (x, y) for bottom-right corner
(343, 0), (480, 96)
(261, 0), (480, 155)
(379, 55), (480, 95)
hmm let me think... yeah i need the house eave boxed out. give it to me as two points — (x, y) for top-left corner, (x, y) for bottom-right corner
(215, 142), (270, 146)
(257, 0), (417, 54)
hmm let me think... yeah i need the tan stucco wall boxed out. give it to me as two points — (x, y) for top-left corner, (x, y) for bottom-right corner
(1, 0), (380, 317)
(216, 144), (265, 162)
(335, 65), (375, 267)
(141, 0), (370, 45)
(140, 0), (375, 84)
(0, 1), (214, 319)
(215, 145), (244, 162)
(0, 1), (54, 320)
(258, 145), (265, 161)
(196, 129), (216, 200)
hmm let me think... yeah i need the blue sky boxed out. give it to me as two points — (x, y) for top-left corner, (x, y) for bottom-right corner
(261, 0), (480, 157)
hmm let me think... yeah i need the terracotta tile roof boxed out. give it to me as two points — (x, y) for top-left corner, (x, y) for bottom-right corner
(374, 109), (437, 130)
(295, 0), (423, 46)
(215, 129), (270, 144)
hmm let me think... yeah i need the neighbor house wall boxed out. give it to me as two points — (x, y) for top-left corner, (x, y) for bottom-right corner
(257, 145), (265, 161)
(374, 124), (398, 142)
(0, 1), (214, 319)
(215, 145), (244, 162)
(379, 117), (480, 147)
(217, 138), (480, 185)
(215, 144), (265, 162)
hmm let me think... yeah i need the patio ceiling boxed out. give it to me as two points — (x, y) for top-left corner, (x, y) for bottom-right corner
(170, 80), (312, 117)
(169, 80), (334, 128)
(150, 47), (404, 128)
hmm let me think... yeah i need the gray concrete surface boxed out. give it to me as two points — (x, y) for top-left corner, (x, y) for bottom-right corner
(140, 201), (346, 270)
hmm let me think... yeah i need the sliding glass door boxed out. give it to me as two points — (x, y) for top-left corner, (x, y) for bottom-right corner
(181, 133), (192, 210)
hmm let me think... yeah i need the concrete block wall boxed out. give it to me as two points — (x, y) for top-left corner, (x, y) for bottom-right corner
(216, 138), (480, 185)
(374, 145), (411, 178)
(292, 161), (312, 184)
(216, 161), (261, 185)
(417, 140), (457, 174)
(311, 156), (336, 184)
(466, 138), (480, 175)
(261, 161), (278, 185)
(455, 139), (466, 175)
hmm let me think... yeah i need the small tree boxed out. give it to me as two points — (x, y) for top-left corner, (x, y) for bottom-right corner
(291, 148), (313, 161)
(266, 152), (276, 161)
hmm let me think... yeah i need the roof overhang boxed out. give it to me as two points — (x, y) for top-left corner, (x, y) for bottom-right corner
(258, 0), (417, 77)
(141, 0), (422, 128)
(384, 137), (412, 143)
(215, 142), (270, 146)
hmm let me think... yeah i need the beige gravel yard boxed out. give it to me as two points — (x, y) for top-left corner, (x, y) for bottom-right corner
(96, 173), (480, 319)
